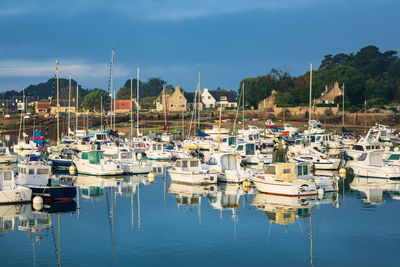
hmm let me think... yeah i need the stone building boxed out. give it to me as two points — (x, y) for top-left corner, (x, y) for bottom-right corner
(50, 99), (76, 114)
(155, 86), (187, 112)
(316, 81), (343, 104)
(258, 90), (277, 111)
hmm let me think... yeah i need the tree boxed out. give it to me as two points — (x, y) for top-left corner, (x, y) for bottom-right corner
(116, 87), (131, 100)
(82, 89), (109, 111)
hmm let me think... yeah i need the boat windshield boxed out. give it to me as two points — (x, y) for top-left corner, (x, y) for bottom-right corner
(89, 151), (103, 165)
(228, 137), (236, 146)
(265, 165), (276, 175)
(388, 154), (400, 161)
(206, 158), (218, 165)
(358, 153), (367, 161)
(245, 144), (255, 155)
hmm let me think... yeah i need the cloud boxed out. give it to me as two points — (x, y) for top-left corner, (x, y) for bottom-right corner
(0, 0), (320, 21)
(0, 59), (133, 79)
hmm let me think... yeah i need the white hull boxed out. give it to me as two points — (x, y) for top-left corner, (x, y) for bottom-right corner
(168, 170), (217, 185)
(74, 162), (123, 176)
(217, 170), (249, 183)
(0, 186), (32, 204)
(122, 163), (152, 174)
(349, 163), (400, 179)
(253, 178), (317, 196)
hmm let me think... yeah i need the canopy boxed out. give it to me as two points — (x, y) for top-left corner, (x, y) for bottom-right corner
(197, 129), (210, 137)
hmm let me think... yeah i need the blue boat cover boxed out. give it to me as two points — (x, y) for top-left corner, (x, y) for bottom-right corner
(197, 129), (210, 137)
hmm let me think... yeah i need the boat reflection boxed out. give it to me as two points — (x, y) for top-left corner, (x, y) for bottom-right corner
(251, 193), (316, 225)
(151, 161), (170, 175)
(74, 174), (124, 198)
(350, 176), (400, 204)
(168, 182), (217, 208)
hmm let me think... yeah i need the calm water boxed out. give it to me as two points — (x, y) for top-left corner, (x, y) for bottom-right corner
(1, 164), (400, 267)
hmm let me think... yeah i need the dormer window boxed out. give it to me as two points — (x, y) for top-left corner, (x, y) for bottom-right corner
(220, 96), (227, 101)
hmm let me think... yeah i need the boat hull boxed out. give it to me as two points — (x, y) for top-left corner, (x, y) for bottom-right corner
(0, 186), (32, 204)
(168, 170), (217, 185)
(253, 179), (317, 196)
(29, 185), (77, 201)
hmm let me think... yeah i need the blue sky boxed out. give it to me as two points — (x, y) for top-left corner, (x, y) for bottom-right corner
(0, 0), (399, 93)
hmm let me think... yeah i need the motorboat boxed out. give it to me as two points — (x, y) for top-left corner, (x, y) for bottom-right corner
(284, 123), (299, 136)
(236, 142), (272, 166)
(347, 150), (400, 179)
(73, 150), (124, 176)
(0, 169), (32, 204)
(168, 158), (217, 185)
(204, 125), (230, 142)
(0, 145), (17, 165)
(203, 152), (251, 183)
(48, 149), (79, 170)
(251, 163), (317, 196)
(345, 129), (383, 160)
(265, 120), (276, 128)
(145, 142), (172, 161)
(303, 120), (326, 135)
(16, 154), (76, 201)
(291, 151), (341, 170)
(111, 151), (152, 175)
(296, 162), (338, 192)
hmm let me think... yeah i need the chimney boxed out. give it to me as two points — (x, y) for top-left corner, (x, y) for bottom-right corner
(175, 86), (181, 92)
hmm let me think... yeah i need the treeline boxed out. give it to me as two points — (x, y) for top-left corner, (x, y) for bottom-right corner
(239, 45), (400, 110)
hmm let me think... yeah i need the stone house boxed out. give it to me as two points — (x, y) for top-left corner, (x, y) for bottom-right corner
(155, 86), (187, 112)
(316, 81), (343, 104)
(258, 90), (277, 111)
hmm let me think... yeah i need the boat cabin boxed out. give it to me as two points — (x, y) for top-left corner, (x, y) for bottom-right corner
(0, 169), (15, 192)
(262, 163), (297, 182)
(357, 150), (384, 167)
(80, 150), (104, 165)
(174, 159), (202, 171)
(236, 143), (256, 156)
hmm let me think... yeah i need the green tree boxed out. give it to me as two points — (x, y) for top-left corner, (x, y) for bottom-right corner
(82, 89), (109, 111)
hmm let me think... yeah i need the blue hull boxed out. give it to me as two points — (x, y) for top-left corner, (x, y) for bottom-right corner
(30, 185), (77, 201)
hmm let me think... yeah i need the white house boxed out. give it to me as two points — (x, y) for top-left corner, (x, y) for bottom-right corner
(201, 88), (217, 108)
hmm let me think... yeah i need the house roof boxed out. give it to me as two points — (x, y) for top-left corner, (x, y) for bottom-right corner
(115, 100), (132, 110)
(184, 92), (196, 103)
(36, 102), (51, 109)
(209, 89), (237, 102)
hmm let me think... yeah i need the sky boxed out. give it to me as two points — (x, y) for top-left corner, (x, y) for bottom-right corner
(0, 0), (399, 93)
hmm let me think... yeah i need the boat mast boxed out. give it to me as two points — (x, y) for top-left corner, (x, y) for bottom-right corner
(218, 107), (222, 152)
(308, 63), (312, 138)
(76, 84), (79, 133)
(18, 88), (24, 142)
(136, 67), (140, 136)
(242, 82), (245, 130)
(56, 60), (60, 146)
(130, 77), (133, 141)
(342, 83), (345, 130)
(111, 48), (115, 130)
(100, 96), (103, 131)
(68, 73), (71, 137)
(197, 68), (201, 132)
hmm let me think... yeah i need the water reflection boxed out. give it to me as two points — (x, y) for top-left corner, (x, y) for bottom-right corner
(350, 177), (400, 204)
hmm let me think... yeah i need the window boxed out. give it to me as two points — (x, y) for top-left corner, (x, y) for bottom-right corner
(181, 105), (184, 108)
(297, 166), (303, 175)
(37, 169), (49, 175)
(29, 169), (35, 174)
(265, 166), (276, 175)
(179, 96), (182, 99)
(176, 161), (181, 167)
(303, 165), (308, 175)
(4, 172), (11, 181)
(190, 161), (199, 167)
(207, 158), (217, 165)
(171, 104), (174, 108)
(358, 153), (367, 161)
(283, 168), (291, 174)
(237, 145), (243, 151)
(353, 145), (364, 151)
(220, 96), (227, 100)
(245, 144), (255, 155)
(388, 154), (400, 160)
(208, 96), (211, 99)
(182, 161), (188, 168)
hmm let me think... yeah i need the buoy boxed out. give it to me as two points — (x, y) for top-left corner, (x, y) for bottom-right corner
(257, 161), (264, 170)
(69, 164), (77, 175)
(242, 179), (251, 188)
(339, 168), (346, 178)
(32, 196), (43, 211)
(137, 153), (142, 160)
(317, 188), (324, 199)
(148, 172), (155, 183)
(385, 146), (390, 151)
(394, 147), (399, 152)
